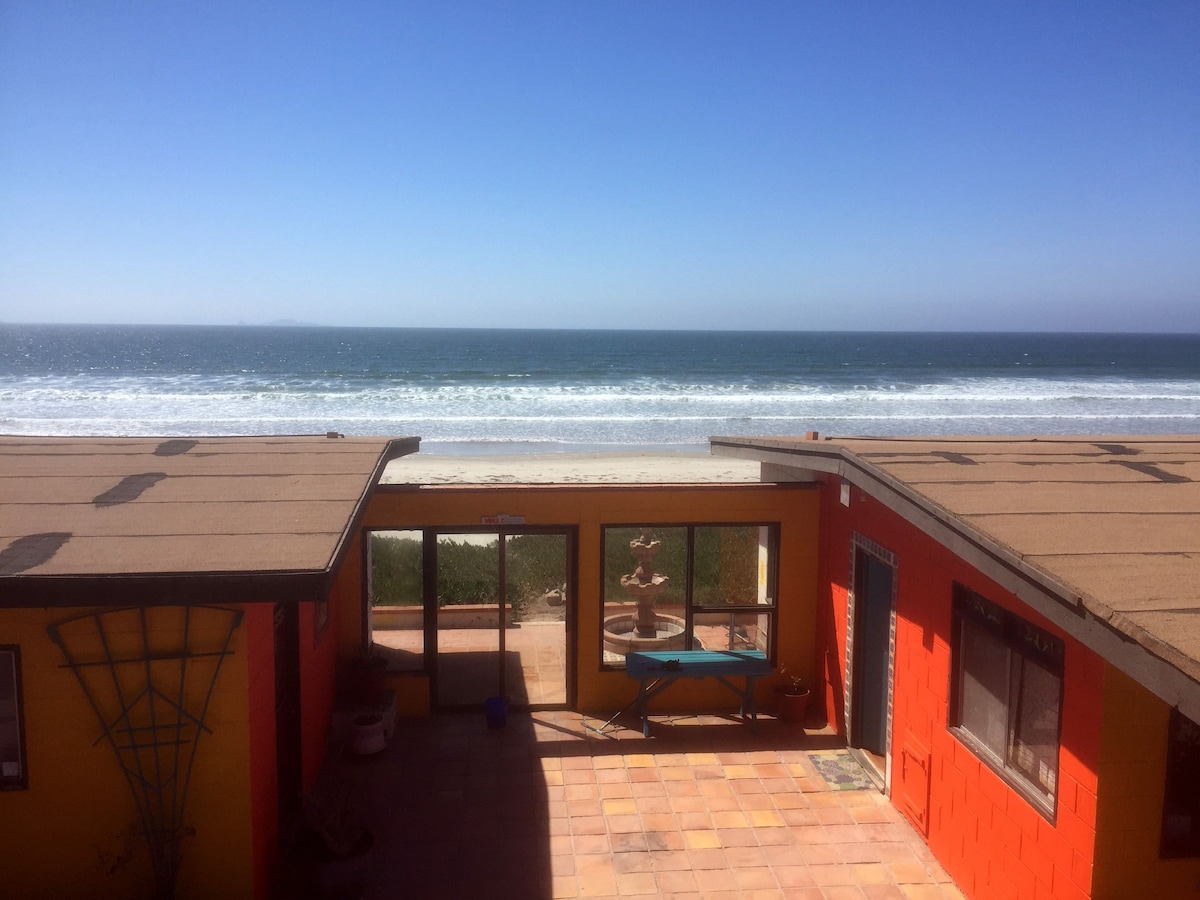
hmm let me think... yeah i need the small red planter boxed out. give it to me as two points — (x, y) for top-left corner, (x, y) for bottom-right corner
(776, 689), (811, 725)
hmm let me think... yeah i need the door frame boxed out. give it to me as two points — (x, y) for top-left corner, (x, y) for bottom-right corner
(363, 525), (577, 712)
(845, 533), (897, 789)
(428, 526), (576, 711)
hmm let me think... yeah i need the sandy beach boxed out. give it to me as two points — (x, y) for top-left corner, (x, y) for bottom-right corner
(381, 450), (762, 484)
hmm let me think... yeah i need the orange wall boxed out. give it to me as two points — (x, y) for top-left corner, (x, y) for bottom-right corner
(819, 474), (1102, 900)
(0, 605), (255, 900)
(361, 483), (821, 716)
(1092, 665), (1200, 899)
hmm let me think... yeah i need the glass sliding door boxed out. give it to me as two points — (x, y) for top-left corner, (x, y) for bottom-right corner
(435, 533), (502, 707)
(503, 533), (568, 706)
(368, 526), (572, 710)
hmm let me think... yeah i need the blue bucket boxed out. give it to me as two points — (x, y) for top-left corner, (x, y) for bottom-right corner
(485, 696), (508, 729)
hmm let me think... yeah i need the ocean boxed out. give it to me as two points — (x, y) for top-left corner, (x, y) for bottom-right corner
(2, 325), (1198, 452)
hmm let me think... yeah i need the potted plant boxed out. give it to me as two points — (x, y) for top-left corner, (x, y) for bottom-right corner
(348, 647), (388, 707)
(776, 668), (811, 725)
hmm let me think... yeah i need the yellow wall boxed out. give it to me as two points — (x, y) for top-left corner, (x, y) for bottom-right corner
(359, 483), (820, 716)
(1093, 664), (1200, 899)
(0, 605), (255, 900)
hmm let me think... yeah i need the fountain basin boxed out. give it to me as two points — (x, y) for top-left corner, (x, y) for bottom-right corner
(602, 613), (687, 656)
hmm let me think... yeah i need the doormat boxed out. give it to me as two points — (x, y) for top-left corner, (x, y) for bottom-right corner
(807, 751), (875, 790)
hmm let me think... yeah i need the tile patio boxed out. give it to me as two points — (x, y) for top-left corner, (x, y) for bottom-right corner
(297, 710), (964, 900)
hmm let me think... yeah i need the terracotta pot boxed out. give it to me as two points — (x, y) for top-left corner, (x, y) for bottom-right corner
(776, 689), (811, 725)
(349, 656), (387, 706)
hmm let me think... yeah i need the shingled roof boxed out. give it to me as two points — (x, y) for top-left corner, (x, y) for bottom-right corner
(711, 434), (1200, 719)
(0, 434), (419, 606)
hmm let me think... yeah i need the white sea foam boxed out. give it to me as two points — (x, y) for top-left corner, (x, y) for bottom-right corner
(4, 372), (1199, 445)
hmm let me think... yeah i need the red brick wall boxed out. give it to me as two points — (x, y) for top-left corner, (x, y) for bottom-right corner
(244, 603), (278, 900)
(817, 474), (1101, 900)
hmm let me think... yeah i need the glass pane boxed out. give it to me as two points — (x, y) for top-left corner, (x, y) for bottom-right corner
(437, 534), (501, 705)
(958, 619), (1010, 761)
(504, 533), (568, 705)
(369, 530), (425, 671)
(693, 526), (769, 608)
(1009, 655), (1061, 798)
(693, 611), (771, 653)
(0, 650), (21, 782)
(602, 527), (687, 668)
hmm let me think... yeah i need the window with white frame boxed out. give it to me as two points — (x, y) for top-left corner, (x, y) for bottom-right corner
(0, 647), (27, 790)
(950, 585), (1064, 818)
(601, 524), (777, 668)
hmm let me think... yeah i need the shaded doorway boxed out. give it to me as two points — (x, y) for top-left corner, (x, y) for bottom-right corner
(368, 528), (573, 711)
(849, 538), (896, 785)
(273, 601), (302, 842)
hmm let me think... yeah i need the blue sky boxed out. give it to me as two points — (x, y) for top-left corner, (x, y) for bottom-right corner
(1, 2), (1198, 332)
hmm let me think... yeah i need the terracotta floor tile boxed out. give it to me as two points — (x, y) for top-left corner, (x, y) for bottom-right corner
(609, 835), (648, 854)
(611, 849), (653, 871)
(816, 805), (857, 825)
(572, 815), (608, 836)
(717, 827), (760, 848)
(723, 763), (759, 779)
(635, 794), (673, 813)
(569, 799), (604, 818)
(810, 863), (855, 886)
(774, 864), (817, 888)
(687, 847), (729, 869)
(552, 874), (579, 898)
(599, 781), (635, 799)
(602, 798), (637, 816)
(755, 763), (791, 778)
(780, 807), (822, 827)
(669, 794), (708, 813)
(660, 765), (694, 781)
(849, 863), (892, 885)
(839, 841), (883, 863)
(735, 866), (779, 890)
(656, 868), (699, 892)
(678, 810), (713, 830)
(697, 779), (736, 797)
(615, 871), (658, 895)
(664, 779), (701, 797)
(565, 783), (600, 801)
(693, 867), (739, 892)
(732, 778), (768, 794)
(823, 887), (869, 899)
(316, 712), (962, 900)
(607, 813), (643, 834)
(723, 845), (768, 868)
(890, 861), (937, 884)
(649, 849), (693, 872)
(640, 812), (677, 832)
(712, 809), (750, 829)
(683, 828), (722, 850)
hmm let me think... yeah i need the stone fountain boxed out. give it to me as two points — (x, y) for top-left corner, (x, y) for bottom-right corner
(602, 529), (687, 657)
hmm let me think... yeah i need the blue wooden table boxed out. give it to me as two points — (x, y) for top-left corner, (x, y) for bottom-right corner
(624, 649), (772, 737)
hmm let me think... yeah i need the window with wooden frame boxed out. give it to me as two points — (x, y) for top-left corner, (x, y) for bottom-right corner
(950, 585), (1064, 818)
(0, 646), (27, 790)
(600, 524), (778, 669)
